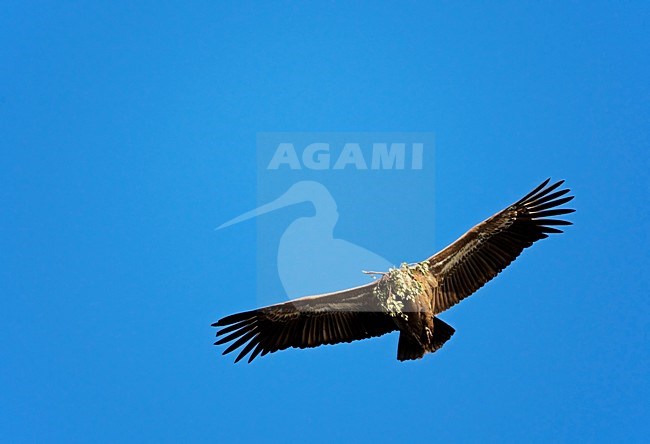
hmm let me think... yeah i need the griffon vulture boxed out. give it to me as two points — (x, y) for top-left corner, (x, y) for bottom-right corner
(213, 179), (575, 362)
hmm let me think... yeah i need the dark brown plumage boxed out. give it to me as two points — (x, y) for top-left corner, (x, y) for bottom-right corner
(213, 179), (575, 363)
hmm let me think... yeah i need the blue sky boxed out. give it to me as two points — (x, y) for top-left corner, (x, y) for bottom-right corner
(2, 2), (649, 442)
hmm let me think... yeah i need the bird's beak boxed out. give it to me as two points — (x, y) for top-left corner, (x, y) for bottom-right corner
(217, 191), (297, 230)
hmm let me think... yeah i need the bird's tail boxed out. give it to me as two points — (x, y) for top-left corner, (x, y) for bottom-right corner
(397, 317), (455, 361)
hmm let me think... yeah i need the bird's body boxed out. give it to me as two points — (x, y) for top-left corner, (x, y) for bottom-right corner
(213, 179), (575, 363)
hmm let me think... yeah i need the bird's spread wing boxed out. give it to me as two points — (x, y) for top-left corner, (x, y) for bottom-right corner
(212, 282), (397, 363)
(426, 179), (575, 314)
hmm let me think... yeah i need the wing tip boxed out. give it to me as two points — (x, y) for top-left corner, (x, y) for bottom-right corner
(213, 309), (257, 327)
(521, 178), (576, 217)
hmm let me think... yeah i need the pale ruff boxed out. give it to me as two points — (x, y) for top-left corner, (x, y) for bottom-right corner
(373, 263), (429, 320)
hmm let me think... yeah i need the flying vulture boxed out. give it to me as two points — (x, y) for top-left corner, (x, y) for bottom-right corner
(213, 179), (575, 363)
